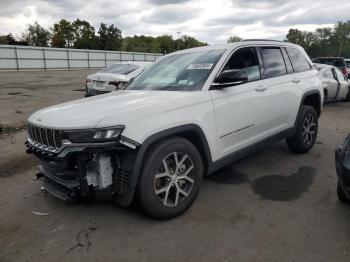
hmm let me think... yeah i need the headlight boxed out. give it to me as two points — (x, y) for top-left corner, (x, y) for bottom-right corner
(64, 126), (124, 143)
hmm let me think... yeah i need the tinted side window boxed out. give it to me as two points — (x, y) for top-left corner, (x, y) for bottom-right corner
(223, 47), (261, 82)
(260, 47), (287, 78)
(286, 47), (311, 72)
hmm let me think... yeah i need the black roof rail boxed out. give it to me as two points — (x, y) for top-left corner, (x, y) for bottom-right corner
(243, 39), (288, 43)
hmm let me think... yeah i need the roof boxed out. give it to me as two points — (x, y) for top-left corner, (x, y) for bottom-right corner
(313, 63), (334, 70)
(172, 40), (300, 55)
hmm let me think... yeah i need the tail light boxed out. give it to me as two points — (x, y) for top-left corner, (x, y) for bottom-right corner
(108, 81), (128, 89)
(342, 67), (348, 77)
(108, 81), (120, 88)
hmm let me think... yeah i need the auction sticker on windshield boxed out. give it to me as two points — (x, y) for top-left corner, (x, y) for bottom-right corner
(187, 63), (213, 70)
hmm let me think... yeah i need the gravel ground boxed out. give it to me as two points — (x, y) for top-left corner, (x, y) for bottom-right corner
(0, 70), (350, 262)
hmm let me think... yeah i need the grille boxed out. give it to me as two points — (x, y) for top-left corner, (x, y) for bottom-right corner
(28, 123), (62, 152)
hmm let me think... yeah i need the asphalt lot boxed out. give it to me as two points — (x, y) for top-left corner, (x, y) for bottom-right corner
(0, 70), (350, 262)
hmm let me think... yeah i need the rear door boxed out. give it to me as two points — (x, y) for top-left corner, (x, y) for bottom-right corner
(323, 68), (339, 100)
(258, 46), (300, 136)
(334, 67), (349, 100)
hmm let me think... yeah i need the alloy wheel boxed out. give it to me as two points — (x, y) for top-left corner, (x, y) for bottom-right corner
(302, 113), (316, 145)
(153, 152), (195, 207)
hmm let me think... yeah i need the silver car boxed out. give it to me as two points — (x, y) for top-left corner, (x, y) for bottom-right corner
(85, 61), (152, 97)
(315, 63), (350, 102)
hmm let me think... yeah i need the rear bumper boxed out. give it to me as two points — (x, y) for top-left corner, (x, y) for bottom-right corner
(335, 135), (350, 197)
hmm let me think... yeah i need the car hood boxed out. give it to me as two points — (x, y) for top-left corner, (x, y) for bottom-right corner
(28, 90), (209, 129)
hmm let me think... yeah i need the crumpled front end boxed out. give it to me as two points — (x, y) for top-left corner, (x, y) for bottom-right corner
(25, 122), (140, 206)
(335, 134), (350, 197)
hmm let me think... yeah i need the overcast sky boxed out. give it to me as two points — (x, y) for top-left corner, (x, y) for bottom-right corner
(0, 0), (349, 44)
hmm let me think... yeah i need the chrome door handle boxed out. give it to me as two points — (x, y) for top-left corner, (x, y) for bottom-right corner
(255, 86), (267, 92)
(292, 78), (300, 84)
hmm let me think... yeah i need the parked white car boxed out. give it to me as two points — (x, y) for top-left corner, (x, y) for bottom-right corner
(85, 61), (152, 96)
(26, 40), (323, 219)
(314, 63), (350, 102)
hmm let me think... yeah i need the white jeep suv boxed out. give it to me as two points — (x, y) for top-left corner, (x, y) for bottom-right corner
(25, 40), (322, 219)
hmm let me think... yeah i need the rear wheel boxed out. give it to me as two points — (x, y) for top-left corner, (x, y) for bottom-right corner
(137, 137), (203, 219)
(286, 105), (318, 154)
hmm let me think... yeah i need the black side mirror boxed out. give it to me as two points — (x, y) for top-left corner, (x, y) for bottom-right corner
(211, 69), (248, 89)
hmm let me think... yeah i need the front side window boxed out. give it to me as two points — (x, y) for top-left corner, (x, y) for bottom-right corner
(100, 64), (139, 75)
(260, 47), (287, 78)
(223, 47), (261, 82)
(128, 49), (225, 91)
(286, 47), (311, 72)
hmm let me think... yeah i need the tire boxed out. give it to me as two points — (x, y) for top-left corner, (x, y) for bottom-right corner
(337, 180), (350, 203)
(137, 136), (203, 219)
(345, 88), (350, 102)
(323, 89), (328, 102)
(286, 105), (318, 154)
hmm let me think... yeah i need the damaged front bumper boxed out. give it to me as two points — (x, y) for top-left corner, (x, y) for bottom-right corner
(25, 137), (140, 206)
(335, 134), (350, 198)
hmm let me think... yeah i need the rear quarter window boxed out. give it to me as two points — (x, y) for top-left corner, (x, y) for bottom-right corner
(286, 47), (311, 72)
(260, 47), (287, 78)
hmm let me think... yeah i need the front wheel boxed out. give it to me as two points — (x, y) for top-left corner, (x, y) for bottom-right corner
(286, 105), (318, 154)
(137, 137), (203, 219)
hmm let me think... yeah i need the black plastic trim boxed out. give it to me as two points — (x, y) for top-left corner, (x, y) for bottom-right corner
(299, 89), (322, 118)
(117, 124), (213, 206)
(208, 128), (294, 174)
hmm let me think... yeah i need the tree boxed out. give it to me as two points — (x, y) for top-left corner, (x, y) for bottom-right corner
(98, 23), (122, 51)
(0, 35), (9, 44)
(285, 29), (306, 45)
(334, 21), (350, 56)
(285, 22), (350, 58)
(155, 35), (175, 54)
(22, 22), (51, 47)
(121, 34), (206, 53)
(180, 35), (207, 49)
(5, 33), (28, 46)
(227, 36), (242, 43)
(51, 19), (74, 48)
(72, 19), (97, 49)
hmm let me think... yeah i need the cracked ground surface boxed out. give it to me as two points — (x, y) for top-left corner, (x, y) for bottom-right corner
(0, 71), (350, 262)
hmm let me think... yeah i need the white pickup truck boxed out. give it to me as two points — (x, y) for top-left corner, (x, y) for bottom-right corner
(25, 40), (323, 219)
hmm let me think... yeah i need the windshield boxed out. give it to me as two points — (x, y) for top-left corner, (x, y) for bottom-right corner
(346, 61), (350, 67)
(128, 49), (225, 91)
(99, 64), (139, 75)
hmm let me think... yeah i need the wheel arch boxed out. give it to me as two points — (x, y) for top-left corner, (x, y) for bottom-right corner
(300, 90), (322, 117)
(120, 124), (213, 206)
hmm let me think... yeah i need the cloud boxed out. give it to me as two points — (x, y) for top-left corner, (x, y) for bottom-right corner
(146, 0), (191, 5)
(0, 0), (348, 44)
(143, 4), (202, 24)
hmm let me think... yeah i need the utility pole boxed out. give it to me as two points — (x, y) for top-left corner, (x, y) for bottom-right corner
(177, 32), (181, 51)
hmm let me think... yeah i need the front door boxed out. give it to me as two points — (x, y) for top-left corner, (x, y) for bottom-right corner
(210, 47), (270, 160)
